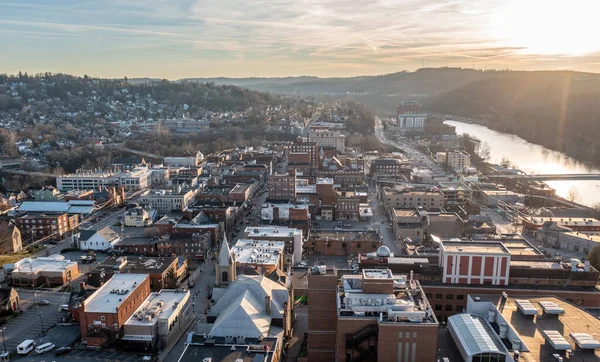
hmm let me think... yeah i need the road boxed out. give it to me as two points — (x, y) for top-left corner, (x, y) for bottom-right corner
(374, 117), (444, 174)
(4, 290), (71, 353)
(368, 183), (402, 256)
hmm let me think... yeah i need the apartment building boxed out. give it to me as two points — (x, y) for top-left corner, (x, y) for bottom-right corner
(397, 101), (427, 131)
(87, 256), (179, 292)
(15, 212), (79, 241)
(139, 188), (196, 213)
(308, 129), (346, 152)
(57, 167), (152, 191)
(268, 171), (297, 201)
(382, 187), (444, 212)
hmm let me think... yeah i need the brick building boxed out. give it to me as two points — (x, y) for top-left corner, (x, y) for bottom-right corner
(290, 138), (319, 168)
(15, 212), (79, 241)
(78, 274), (151, 347)
(382, 187), (444, 212)
(87, 256), (179, 292)
(6, 255), (81, 288)
(369, 159), (403, 175)
(268, 171), (297, 201)
(308, 267), (438, 362)
(308, 230), (381, 256)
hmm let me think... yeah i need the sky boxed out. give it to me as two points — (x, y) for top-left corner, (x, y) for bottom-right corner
(1, 0), (600, 79)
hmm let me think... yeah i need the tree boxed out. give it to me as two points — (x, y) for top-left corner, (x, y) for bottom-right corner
(588, 244), (600, 271)
(500, 157), (512, 169)
(476, 141), (491, 161)
(566, 186), (580, 202)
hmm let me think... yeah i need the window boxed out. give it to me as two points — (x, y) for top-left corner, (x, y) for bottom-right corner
(446, 294), (453, 300)
(445, 305), (453, 312)
(435, 293), (443, 299)
(101, 316), (105, 321)
(435, 304), (442, 311)
(425, 293), (432, 298)
(457, 294), (464, 300)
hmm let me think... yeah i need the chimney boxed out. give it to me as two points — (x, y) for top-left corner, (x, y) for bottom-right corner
(265, 295), (271, 315)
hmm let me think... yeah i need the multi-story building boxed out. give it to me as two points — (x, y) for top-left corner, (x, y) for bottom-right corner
(308, 266), (438, 362)
(535, 221), (600, 254)
(524, 216), (600, 233)
(114, 232), (211, 261)
(382, 187), (444, 212)
(335, 191), (361, 221)
(57, 167), (152, 191)
(124, 206), (157, 227)
(290, 137), (319, 168)
(397, 101), (427, 131)
(369, 158), (403, 176)
(78, 274), (151, 347)
(87, 256), (179, 291)
(317, 169), (363, 188)
(232, 239), (285, 275)
(122, 289), (193, 350)
(392, 208), (426, 243)
(15, 212), (79, 241)
(163, 152), (204, 167)
(268, 171), (297, 201)
(446, 150), (471, 171)
(139, 188), (196, 213)
(5, 255), (80, 287)
(260, 203), (310, 222)
(244, 226), (304, 265)
(308, 230), (381, 256)
(308, 129), (346, 152)
(438, 182), (472, 207)
(359, 239), (600, 322)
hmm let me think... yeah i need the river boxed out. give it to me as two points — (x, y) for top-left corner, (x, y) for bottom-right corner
(445, 120), (600, 207)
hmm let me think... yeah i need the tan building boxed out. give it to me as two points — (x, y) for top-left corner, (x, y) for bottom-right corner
(382, 187), (444, 212)
(308, 129), (346, 152)
(446, 150), (470, 171)
(308, 230), (381, 256)
(392, 208), (425, 242)
(0, 221), (21, 254)
(308, 267), (438, 362)
(6, 255), (81, 288)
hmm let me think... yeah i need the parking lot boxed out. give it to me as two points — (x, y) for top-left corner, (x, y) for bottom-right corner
(16, 348), (152, 362)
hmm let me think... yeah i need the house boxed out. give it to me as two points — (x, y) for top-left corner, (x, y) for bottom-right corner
(78, 227), (120, 251)
(0, 221), (22, 254)
(0, 288), (20, 314)
(124, 206), (157, 227)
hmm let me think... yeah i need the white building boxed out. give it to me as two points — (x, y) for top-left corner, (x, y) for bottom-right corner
(122, 289), (192, 348)
(232, 239), (285, 274)
(163, 152), (204, 167)
(124, 206), (157, 227)
(78, 227), (120, 251)
(447, 151), (471, 171)
(139, 188), (196, 213)
(57, 167), (152, 191)
(307, 129), (346, 152)
(244, 226), (303, 265)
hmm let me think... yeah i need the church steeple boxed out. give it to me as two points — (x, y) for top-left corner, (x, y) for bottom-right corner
(215, 234), (236, 286)
(218, 234), (232, 266)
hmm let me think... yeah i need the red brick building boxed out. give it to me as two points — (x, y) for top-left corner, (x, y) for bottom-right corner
(268, 171), (296, 201)
(78, 274), (151, 347)
(15, 212), (79, 241)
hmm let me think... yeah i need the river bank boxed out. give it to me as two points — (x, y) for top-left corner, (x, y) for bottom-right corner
(445, 120), (600, 208)
(446, 115), (600, 169)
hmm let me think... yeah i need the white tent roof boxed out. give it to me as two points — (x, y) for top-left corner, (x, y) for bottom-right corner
(448, 314), (508, 358)
(210, 289), (271, 338)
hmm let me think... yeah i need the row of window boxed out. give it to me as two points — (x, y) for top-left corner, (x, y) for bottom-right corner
(425, 293), (465, 301)
(434, 304), (464, 312)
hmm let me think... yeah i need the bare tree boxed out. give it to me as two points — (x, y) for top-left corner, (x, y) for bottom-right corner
(566, 186), (580, 202)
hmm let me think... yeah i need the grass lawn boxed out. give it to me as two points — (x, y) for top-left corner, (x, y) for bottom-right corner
(0, 246), (47, 268)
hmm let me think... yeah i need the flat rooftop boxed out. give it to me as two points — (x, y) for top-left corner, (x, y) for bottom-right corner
(244, 226), (302, 238)
(84, 274), (148, 314)
(124, 289), (190, 327)
(477, 237), (544, 257)
(97, 256), (176, 273)
(393, 208), (420, 218)
(310, 230), (380, 242)
(528, 217), (600, 227)
(489, 295), (600, 362)
(12, 255), (77, 273)
(179, 337), (277, 362)
(232, 239), (285, 266)
(363, 269), (393, 279)
(441, 241), (510, 255)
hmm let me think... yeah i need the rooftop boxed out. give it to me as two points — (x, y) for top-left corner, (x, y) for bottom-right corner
(232, 239), (285, 266)
(97, 255), (176, 273)
(244, 226), (302, 239)
(441, 241), (510, 255)
(393, 208), (420, 218)
(11, 255), (77, 273)
(468, 295), (600, 362)
(124, 289), (190, 327)
(83, 274), (148, 314)
(310, 229), (380, 242)
(528, 217), (600, 227)
(178, 338), (277, 362)
(363, 268), (393, 279)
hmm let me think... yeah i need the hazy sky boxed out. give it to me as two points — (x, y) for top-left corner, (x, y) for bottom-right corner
(1, 0), (600, 79)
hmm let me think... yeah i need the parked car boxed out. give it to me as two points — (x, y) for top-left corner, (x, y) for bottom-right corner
(55, 347), (72, 356)
(36, 300), (51, 306)
(552, 354), (563, 362)
(61, 304), (69, 311)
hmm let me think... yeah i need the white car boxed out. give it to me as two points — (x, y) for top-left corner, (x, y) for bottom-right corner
(552, 354), (563, 362)
(298, 261), (308, 267)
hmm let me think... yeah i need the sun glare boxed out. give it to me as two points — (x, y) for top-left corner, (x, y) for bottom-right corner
(491, 1), (600, 55)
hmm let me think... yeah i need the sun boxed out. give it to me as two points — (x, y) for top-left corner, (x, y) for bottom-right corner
(490, 1), (600, 55)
